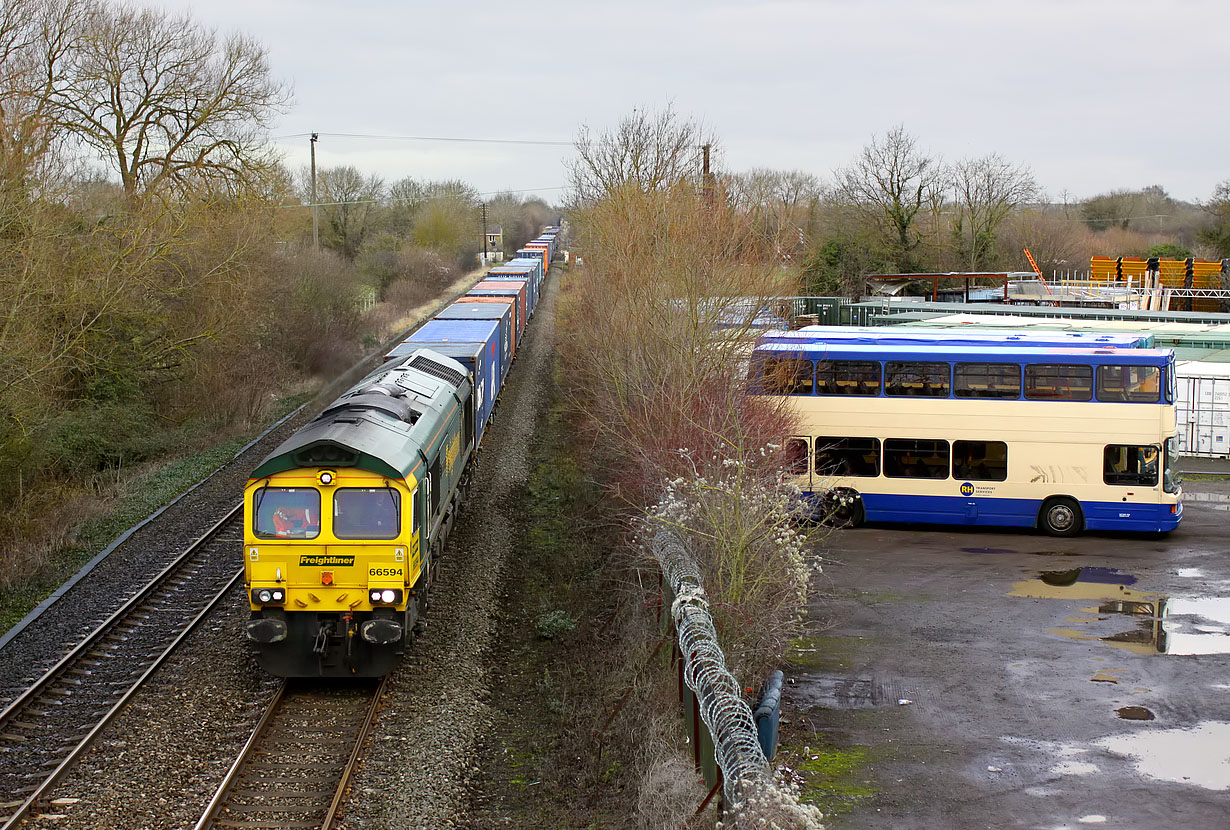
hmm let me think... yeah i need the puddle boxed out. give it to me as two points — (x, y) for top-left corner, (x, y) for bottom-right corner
(1095, 721), (1230, 790)
(961, 546), (1016, 554)
(1010, 568), (1230, 656)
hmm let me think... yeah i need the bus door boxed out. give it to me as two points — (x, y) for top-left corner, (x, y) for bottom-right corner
(786, 437), (812, 490)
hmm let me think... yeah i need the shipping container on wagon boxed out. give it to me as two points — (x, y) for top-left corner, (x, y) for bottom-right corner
(434, 300), (515, 365)
(535, 235), (557, 259)
(470, 281), (527, 336)
(387, 319), (504, 446)
(517, 246), (547, 273)
(454, 296), (521, 350)
(503, 256), (544, 288)
(486, 268), (537, 313)
(524, 240), (550, 268)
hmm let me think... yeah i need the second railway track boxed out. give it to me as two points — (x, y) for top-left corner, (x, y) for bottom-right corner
(195, 677), (386, 830)
(0, 505), (245, 829)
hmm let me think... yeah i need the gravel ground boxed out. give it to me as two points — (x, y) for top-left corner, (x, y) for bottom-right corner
(337, 267), (559, 829)
(24, 585), (281, 830)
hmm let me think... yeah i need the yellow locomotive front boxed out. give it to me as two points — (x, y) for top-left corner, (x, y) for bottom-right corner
(244, 467), (424, 676)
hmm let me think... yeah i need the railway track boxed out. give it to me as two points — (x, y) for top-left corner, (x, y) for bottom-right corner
(195, 678), (386, 830)
(0, 505), (245, 829)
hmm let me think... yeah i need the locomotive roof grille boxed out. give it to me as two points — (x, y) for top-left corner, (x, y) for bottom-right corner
(409, 355), (466, 388)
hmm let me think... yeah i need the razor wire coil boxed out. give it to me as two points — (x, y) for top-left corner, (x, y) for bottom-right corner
(652, 529), (771, 802)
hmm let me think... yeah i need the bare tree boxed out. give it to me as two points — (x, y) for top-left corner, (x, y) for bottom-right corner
(1000, 207), (1082, 278)
(949, 153), (1039, 270)
(831, 125), (941, 272)
(569, 105), (709, 203)
(0, 0), (92, 193)
(729, 168), (820, 260)
(312, 165), (383, 260)
(50, 3), (289, 197)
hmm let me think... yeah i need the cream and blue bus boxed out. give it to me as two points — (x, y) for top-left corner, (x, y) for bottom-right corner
(752, 342), (1182, 535)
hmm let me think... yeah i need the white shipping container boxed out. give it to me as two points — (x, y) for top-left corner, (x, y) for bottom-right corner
(1176, 361), (1230, 458)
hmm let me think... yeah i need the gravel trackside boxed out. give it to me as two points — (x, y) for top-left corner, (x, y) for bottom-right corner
(336, 269), (559, 829)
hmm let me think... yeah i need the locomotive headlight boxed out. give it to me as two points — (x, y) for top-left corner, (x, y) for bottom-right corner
(368, 588), (402, 605)
(317, 469), (336, 486)
(252, 588), (285, 605)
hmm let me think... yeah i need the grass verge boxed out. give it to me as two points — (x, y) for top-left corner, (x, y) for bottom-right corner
(0, 392), (312, 636)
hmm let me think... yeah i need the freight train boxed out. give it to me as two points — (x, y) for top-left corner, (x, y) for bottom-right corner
(242, 228), (561, 677)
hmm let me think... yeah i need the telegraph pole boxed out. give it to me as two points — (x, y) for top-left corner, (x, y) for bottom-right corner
(702, 142), (713, 207)
(481, 201), (488, 262)
(310, 132), (319, 250)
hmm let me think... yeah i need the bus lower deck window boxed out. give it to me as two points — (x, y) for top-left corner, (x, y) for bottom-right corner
(815, 437), (880, 477)
(884, 439), (950, 479)
(785, 438), (810, 475)
(953, 440), (1008, 481)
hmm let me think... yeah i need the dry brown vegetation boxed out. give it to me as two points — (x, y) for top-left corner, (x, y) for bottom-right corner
(558, 108), (828, 827)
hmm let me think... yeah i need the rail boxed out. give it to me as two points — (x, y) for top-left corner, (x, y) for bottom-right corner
(0, 505), (245, 829)
(195, 677), (388, 830)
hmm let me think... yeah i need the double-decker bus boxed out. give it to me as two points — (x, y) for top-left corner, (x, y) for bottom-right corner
(752, 342), (1183, 535)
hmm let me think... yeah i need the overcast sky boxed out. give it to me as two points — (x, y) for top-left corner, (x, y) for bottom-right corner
(159, 0), (1228, 205)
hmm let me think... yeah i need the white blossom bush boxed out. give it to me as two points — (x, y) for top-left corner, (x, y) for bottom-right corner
(721, 772), (825, 830)
(645, 447), (823, 688)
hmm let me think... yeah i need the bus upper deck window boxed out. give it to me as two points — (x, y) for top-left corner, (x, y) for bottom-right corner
(885, 362), (950, 397)
(763, 358), (814, 395)
(1025, 364), (1093, 401)
(816, 361), (881, 396)
(955, 363), (1021, 399)
(1096, 365), (1160, 403)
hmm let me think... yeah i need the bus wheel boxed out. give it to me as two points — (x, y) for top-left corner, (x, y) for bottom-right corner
(827, 489), (864, 529)
(1040, 497), (1082, 537)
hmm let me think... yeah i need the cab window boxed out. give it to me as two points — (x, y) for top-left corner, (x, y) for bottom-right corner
(333, 488), (401, 540)
(253, 487), (321, 539)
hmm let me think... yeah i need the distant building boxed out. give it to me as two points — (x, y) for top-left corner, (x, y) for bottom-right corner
(484, 225), (503, 253)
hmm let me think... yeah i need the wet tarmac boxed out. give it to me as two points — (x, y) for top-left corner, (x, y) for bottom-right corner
(789, 477), (1230, 828)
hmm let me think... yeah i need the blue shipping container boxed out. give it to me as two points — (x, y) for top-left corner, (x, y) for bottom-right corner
(388, 319), (504, 445)
(434, 301), (514, 367)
